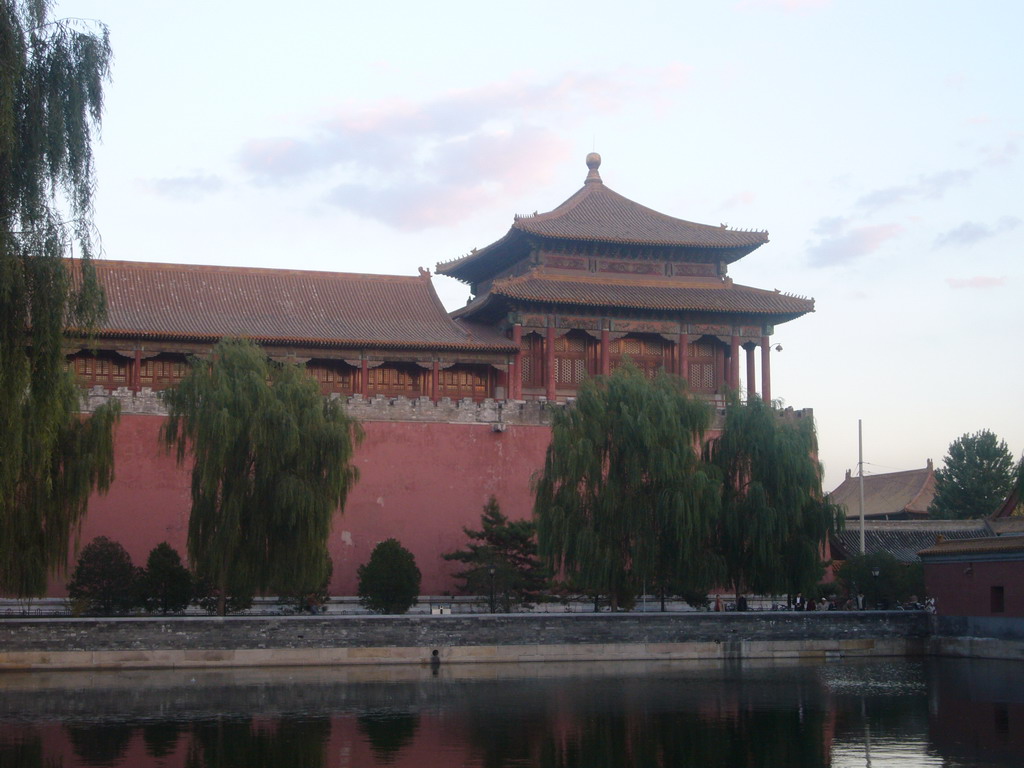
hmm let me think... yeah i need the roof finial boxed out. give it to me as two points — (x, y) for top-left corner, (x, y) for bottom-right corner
(585, 152), (602, 184)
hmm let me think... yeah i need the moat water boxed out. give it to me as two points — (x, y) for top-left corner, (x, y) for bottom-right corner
(0, 657), (1021, 767)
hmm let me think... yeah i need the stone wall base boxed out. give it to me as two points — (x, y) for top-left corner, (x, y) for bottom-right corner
(928, 635), (1024, 662)
(0, 637), (924, 672)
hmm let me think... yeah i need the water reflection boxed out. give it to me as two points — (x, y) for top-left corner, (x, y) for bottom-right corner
(0, 658), (1021, 767)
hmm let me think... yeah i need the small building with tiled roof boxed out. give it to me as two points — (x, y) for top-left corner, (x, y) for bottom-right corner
(831, 519), (992, 564)
(919, 536), (1024, 621)
(830, 460), (936, 522)
(438, 153), (813, 403)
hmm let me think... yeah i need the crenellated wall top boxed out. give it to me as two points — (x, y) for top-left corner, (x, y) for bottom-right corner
(79, 387), (811, 433)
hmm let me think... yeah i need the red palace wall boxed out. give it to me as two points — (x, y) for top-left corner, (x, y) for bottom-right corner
(65, 415), (553, 597)
(923, 559), (1024, 618)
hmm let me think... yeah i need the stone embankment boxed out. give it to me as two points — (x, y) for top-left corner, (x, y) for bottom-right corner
(0, 611), (928, 671)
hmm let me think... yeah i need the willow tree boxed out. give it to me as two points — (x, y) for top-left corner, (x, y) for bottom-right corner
(706, 395), (841, 603)
(0, 2), (119, 596)
(533, 365), (721, 610)
(161, 338), (363, 615)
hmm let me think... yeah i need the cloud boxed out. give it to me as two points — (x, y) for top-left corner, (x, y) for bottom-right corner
(934, 216), (1020, 248)
(856, 169), (973, 213)
(326, 129), (570, 230)
(237, 68), (690, 229)
(981, 135), (1020, 167)
(946, 276), (1008, 290)
(806, 222), (902, 267)
(140, 174), (224, 200)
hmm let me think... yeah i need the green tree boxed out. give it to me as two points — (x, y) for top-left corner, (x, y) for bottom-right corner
(0, 1), (119, 597)
(66, 536), (138, 615)
(706, 395), (841, 604)
(161, 337), (362, 615)
(444, 496), (548, 612)
(358, 538), (421, 614)
(533, 365), (721, 610)
(140, 542), (192, 614)
(928, 430), (1016, 519)
(836, 552), (925, 609)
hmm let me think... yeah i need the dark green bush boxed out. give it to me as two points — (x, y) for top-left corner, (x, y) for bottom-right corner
(140, 542), (193, 614)
(358, 539), (421, 614)
(67, 537), (139, 615)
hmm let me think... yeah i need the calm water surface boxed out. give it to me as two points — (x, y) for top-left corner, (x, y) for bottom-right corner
(1, 657), (1021, 767)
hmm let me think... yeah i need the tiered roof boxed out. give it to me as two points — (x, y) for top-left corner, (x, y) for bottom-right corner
(73, 260), (513, 351)
(437, 153), (769, 285)
(478, 272), (812, 318)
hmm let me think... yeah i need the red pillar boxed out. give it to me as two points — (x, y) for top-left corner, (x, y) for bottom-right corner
(678, 332), (689, 384)
(545, 325), (556, 401)
(133, 349), (142, 392)
(761, 335), (772, 403)
(729, 335), (740, 390)
(600, 327), (610, 376)
(431, 361), (439, 401)
(511, 323), (522, 400)
(360, 359), (369, 396)
(745, 344), (756, 400)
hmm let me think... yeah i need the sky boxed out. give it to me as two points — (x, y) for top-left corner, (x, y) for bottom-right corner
(56, 0), (1022, 492)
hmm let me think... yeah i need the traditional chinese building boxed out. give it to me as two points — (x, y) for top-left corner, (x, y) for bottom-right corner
(65, 154), (817, 597)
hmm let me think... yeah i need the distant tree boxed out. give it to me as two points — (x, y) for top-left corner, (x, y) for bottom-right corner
(836, 552), (925, 609)
(140, 542), (192, 614)
(929, 430), (1016, 519)
(0, 1), (119, 598)
(706, 395), (842, 604)
(534, 365), (721, 610)
(161, 337), (362, 615)
(444, 496), (548, 612)
(67, 537), (139, 615)
(358, 539), (420, 614)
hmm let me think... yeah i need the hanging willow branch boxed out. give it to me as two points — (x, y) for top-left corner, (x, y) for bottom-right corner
(705, 394), (842, 601)
(533, 364), (721, 610)
(0, 1), (117, 597)
(161, 338), (363, 615)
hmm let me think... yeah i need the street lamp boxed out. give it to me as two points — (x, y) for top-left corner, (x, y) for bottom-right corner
(488, 566), (496, 613)
(871, 565), (880, 609)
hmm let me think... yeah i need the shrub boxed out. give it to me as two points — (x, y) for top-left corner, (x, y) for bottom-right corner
(191, 577), (253, 615)
(67, 537), (140, 615)
(358, 539), (421, 614)
(140, 543), (193, 614)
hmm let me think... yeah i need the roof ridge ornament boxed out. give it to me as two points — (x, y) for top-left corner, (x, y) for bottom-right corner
(585, 152), (602, 184)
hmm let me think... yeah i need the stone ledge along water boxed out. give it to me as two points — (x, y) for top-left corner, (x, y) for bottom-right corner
(0, 612), (931, 671)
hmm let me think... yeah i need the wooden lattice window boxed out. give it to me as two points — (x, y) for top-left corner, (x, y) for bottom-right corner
(138, 354), (189, 390)
(686, 340), (718, 392)
(307, 360), (356, 395)
(520, 333), (544, 388)
(367, 363), (425, 398)
(438, 364), (490, 401)
(554, 332), (595, 388)
(609, 335), (668, 379)
(70, 352), (129, 389)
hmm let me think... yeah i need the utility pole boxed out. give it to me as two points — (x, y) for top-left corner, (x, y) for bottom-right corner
(859, 419), (865, 555)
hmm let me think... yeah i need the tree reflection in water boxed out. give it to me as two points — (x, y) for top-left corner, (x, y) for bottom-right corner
(0, 731), (44, 768)
(356, 710), (420, 763)
(142, 721), (185, 759)
(185, 717), (329, 768)
(66, 722), (136, 766)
